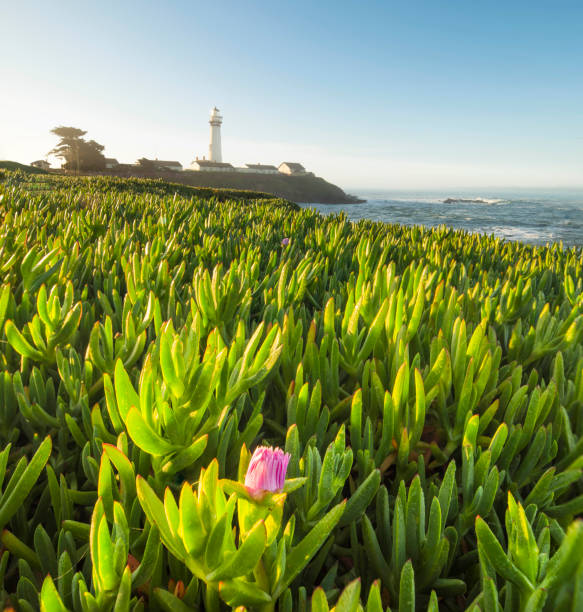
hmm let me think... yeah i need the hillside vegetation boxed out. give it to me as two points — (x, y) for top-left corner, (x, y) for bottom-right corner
(0, 160), (360, 204)
(0, 169), (288, 204)
(87, 168), (362, 204)
(0, 161), (49, 175)
(1, 172), (583, 611)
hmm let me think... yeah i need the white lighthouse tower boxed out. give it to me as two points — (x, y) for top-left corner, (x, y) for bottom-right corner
(208, 107), (223, 162)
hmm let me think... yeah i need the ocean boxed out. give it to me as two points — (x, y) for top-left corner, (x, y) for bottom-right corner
(299, 189), (583, 247)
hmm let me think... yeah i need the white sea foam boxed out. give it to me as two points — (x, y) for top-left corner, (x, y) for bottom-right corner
(489, 226), (551, 242)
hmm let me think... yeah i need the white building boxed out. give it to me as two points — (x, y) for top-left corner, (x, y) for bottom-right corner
(208, 107), (223, 162)
(155, 160), (183, 172)
(30, 160), (51, 170)
(278, 162), (307, 175)
(242, 164), (279, 174)
(190, 160), (234, 172)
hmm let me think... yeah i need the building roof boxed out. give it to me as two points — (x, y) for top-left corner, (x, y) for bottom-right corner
(104, 158), (119, 164)
(193, 160), (233, 168)
(279, 162), (306, 171)
(245, 164), (278, 170)
(154, 160), (182, 167)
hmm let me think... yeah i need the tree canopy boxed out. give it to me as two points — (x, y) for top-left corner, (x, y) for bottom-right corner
(49, 126), (106, 171)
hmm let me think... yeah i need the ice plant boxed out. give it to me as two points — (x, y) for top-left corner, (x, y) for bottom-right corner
(245, 446), (290, 498)
(281, 237), (290, 246)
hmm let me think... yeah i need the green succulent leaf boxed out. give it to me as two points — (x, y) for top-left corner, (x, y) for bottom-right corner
(0, 436), (52, 531)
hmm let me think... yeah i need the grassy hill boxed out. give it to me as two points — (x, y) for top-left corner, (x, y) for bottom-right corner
(88, 166), (363, 204)
(0, 160), (49, 174)
(0, 167), (299, 207)
(0, 160), (362, 203)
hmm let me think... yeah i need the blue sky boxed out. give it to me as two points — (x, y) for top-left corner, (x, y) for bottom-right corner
(1, 0), (582, 189)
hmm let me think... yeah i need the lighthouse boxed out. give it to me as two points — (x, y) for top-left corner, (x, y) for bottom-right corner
(208, 107), (223, 162)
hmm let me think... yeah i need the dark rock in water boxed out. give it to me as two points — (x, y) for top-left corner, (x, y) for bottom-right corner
(444, 198), (489, 204)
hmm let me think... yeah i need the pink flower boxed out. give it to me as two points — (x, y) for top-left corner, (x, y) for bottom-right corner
(245, 446), (290, 498)
(281, 238), (290, 246)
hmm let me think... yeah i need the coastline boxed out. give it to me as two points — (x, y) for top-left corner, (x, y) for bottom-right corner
(82, 167), (364, 205)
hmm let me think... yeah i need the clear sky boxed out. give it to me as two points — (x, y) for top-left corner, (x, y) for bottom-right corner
(1, 0), (582, 190)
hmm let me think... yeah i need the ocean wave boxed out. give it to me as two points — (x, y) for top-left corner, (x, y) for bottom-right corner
(488, 225), (553, 243)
